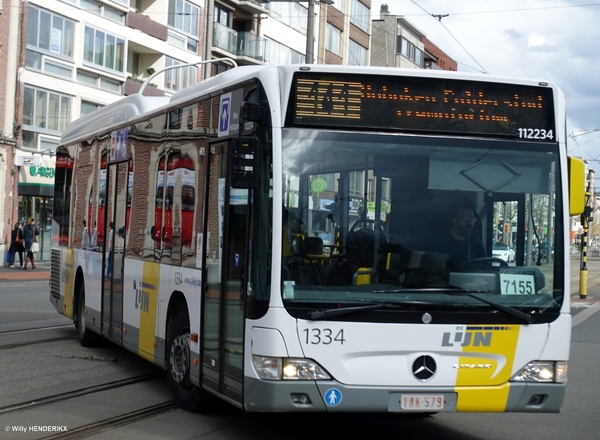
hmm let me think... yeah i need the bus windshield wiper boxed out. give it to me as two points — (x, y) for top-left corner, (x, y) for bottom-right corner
(444, 288), (534, 324)
(372, 287), (489, 294)
(306, 300), (419, 320)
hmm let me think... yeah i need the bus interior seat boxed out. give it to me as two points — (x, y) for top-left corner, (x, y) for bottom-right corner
(284, 235), (323, 286)
(303, 236), (323, 255)
(344, 227), (387, 284)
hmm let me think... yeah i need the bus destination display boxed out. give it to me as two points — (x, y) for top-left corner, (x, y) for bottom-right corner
(290, 74), (556, 140)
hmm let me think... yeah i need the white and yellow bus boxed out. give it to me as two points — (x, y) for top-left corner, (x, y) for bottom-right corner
(50, 64), (586, 413)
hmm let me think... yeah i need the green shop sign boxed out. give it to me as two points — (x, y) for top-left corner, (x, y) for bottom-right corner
(29, 165), (55, 179)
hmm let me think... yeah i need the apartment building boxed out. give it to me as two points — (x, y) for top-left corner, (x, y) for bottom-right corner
(371, 4), (456, 71)
(0, 0), (374, 261)
(0, 0), (209, 261)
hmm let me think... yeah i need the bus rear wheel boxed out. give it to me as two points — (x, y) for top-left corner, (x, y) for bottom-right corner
(167, 309), (211, 412)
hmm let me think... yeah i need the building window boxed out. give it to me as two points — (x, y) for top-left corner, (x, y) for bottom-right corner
(75, 69), (123, 94)
(169, 0), (199, 36)
(80, 0), (124, 23)
(23, 86), (71, 133)
(267, 2), (307, 34)
(214, 4), (232, 27)
(264, 38), (304, 64)
(44, 60), (73, 78)
(81, 100), (104, 117)
(350, 0), (369, 33)
(326, 23), (342, 57)
(164, 57), (197, 92)
(27, 5), (75, 60)
(168, 0), (199, 52)
(398, 37), (424, 67)
(331, 0), (344, 11)
(348, 39), (367, 66)
(83, 25), (125, 74)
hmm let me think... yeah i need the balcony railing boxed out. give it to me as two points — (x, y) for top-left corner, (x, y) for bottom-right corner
(213, 23), (266, 63)
(213, 22), (238, 55)
(237, 32), (265, 61)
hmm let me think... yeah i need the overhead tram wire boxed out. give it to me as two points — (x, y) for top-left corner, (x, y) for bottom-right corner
(568, 130), (600, 162)
(410, 0), (488, 74)
(435, 3), (600, 16)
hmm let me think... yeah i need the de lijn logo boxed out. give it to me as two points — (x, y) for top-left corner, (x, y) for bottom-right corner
(29, 165), (55, 179)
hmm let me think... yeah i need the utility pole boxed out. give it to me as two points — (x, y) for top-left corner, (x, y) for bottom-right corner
(306, 0), (315, 64)
(580, 168), (595, 299)
(257, 0), (333, 64)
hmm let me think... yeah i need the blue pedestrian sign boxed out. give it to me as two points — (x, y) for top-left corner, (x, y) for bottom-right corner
(219, 93), (232, 137)
(324, 388), (342, 407)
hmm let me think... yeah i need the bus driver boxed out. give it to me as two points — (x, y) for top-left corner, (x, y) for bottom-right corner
(439, 199), (486, 268)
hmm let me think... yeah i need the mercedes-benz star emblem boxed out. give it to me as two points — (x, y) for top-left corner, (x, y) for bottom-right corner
(412, 355), (436, 381)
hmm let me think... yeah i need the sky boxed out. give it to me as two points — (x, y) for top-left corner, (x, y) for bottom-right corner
(370, 0), (600, 174)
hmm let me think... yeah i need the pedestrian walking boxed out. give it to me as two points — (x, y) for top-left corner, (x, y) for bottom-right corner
(8, 222), (25, 268)
(23, 217), (40, 270)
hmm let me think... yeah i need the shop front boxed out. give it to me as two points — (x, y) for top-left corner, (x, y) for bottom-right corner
(17, 154), (55, 262)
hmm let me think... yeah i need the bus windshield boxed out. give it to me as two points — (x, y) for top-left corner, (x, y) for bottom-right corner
(281, 128), (563, 324)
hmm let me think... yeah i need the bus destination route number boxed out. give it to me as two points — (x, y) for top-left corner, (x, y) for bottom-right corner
(291, 74), (556, 141)
(304, 328), (345, 345)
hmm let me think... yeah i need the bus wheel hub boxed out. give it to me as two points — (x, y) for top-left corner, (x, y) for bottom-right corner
(170, 334), (190, 383)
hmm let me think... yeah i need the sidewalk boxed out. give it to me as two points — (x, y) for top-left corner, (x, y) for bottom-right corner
(0, 261), (50, 281)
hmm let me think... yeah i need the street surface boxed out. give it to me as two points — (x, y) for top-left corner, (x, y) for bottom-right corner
(0, 258), (599, 439)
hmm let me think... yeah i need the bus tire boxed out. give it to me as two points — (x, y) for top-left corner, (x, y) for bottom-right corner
(167, 308), (210, 412)
(76, 282), (102, 347)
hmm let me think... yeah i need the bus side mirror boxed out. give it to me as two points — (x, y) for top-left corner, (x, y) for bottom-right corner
(241, 101), (267, 124)
(568, 156), (586, 216)
(231, 137), (259, 189)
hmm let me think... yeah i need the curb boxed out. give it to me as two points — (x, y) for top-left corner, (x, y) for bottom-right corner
(0, 264), (51, 281)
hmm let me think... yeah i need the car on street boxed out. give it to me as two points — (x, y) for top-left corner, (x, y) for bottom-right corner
(492, 242), (515, 262)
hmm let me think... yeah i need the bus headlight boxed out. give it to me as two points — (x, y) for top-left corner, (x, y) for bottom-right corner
(511, 361), (567, 383)
(282, 358), (331, 380)
(252, 356), (331, 380)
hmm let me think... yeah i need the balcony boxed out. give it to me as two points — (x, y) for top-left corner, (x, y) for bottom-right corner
(237, 32), (265, 62)
(229, 0), (270, 16)
(212, 23), (266, 65)
(124, 78), (166, 96)
(126, 12), (168, 41)
(213, 22), (238, 55)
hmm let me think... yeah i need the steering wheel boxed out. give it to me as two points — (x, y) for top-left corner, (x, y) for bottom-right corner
(460, 257), (509, 268)
(348, 219), (389, 249)
(349, 219), (376, 233)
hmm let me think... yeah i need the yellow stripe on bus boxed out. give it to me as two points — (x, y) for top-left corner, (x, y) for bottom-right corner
(455, 384), (512, 412)
(64, 249), (75, 319)
(138, 261), (160, 362)
(455, 325), (521, 412)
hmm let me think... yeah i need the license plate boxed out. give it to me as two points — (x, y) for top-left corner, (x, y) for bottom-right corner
(400, 394), (444, 411)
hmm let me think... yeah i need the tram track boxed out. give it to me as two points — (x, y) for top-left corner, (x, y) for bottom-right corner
(0, 323), (73, 335)
(0, 324), (77, 350)
(0, 335), (77, 350)
(40, 401), (178, 439)
(0, 372), (167, 416)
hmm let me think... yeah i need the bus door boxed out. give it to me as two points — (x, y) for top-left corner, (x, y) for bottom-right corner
(102, 159), (129, 343)
(202, 141), (248, 404)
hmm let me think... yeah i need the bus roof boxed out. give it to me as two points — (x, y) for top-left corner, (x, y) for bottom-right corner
(60, 94), (170, 147)
(60, 64), (560, 147)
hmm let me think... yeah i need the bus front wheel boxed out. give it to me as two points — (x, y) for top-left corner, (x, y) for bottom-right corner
(167, 308), (210, 412)
(76, 282), (102, 347)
